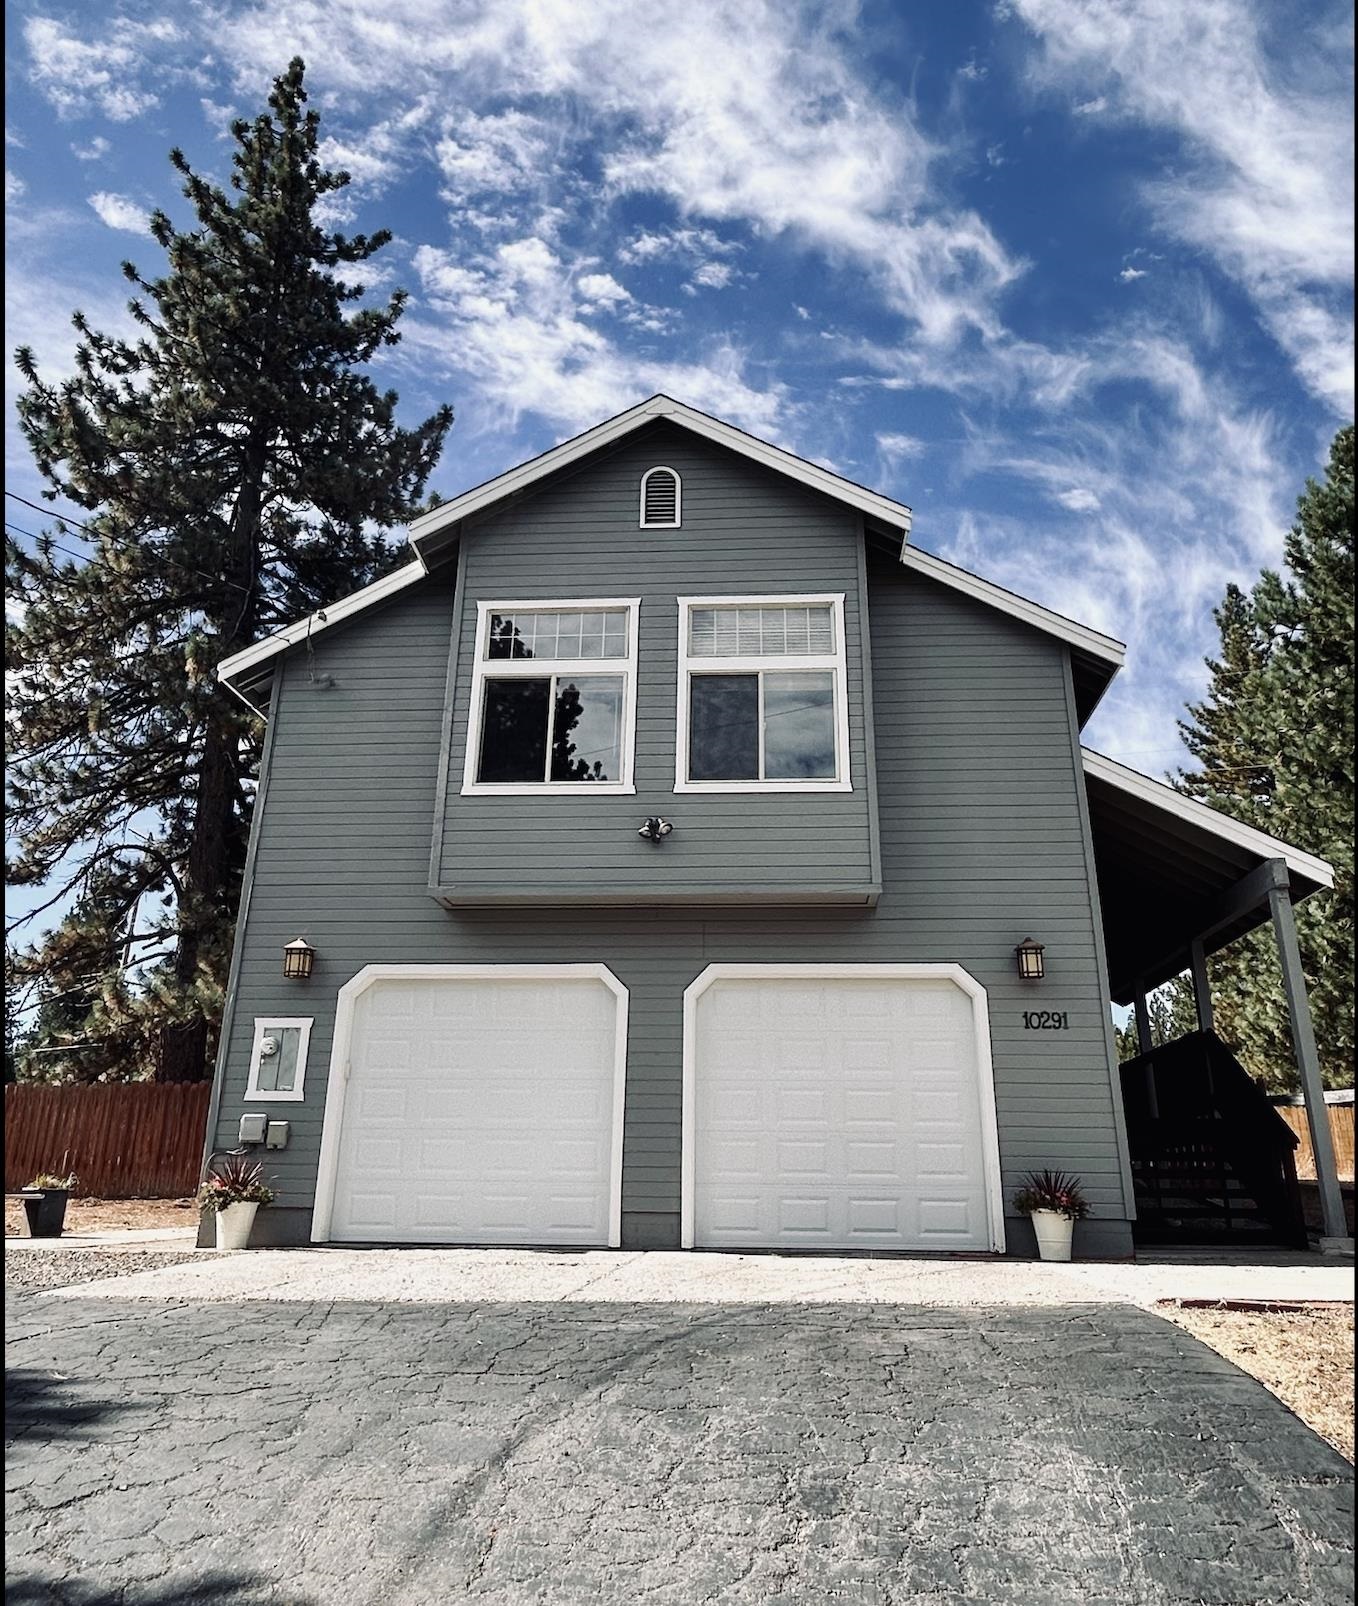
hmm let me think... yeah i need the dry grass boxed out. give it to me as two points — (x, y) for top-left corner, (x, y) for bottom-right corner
(4, 1195), (197, 1238)
(1161, 1301), (1355, 1462)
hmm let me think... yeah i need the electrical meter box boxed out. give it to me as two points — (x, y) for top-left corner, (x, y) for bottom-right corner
(265, 1121), (290, 1150)
(238, 1113), (268, 1145)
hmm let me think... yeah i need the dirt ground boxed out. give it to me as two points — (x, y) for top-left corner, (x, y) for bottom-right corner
(4, 1195), (197, 1237)
(1161, 1301), (1355, 1462)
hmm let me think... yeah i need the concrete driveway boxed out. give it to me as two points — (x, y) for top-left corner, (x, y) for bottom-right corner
(6, 1291), (1353, 1605)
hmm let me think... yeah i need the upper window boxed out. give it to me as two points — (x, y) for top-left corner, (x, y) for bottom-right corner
(640, 466), (681, 528)
(463, 599), (640, 794)
(245, 1017), (312, 1102)
(677, 595), (851, 792)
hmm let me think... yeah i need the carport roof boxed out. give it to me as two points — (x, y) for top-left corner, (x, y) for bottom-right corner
(1083, 749), (1335, 1003)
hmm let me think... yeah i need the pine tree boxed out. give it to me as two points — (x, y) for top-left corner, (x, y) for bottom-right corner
(1112, 977), (1199, 1062)
(1175, 426), (1355, 1091)
(7, 59), (453, 1083)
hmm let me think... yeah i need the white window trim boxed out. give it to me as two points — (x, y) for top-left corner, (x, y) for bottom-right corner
(461, 597), (641, 796)
(639, 465), (682, 528)
(675, 592), (852, 793)
(311, 963), (629, 1246)
(244, 1016), (313, 1103)
(680, 963), (1005, 1253)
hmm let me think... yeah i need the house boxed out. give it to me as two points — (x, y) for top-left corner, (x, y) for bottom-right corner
(205, 395), (1349, 1257)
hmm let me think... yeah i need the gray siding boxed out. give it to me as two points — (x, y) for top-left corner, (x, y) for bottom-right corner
(435, 423), (877, 901)
(212, 528), (1133, 1253)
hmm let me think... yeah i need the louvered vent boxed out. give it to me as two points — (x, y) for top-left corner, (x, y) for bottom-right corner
(641, 467), (681, 526)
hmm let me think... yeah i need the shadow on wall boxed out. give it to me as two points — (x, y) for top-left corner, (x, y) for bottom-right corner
(5, 1576), (311, 1606)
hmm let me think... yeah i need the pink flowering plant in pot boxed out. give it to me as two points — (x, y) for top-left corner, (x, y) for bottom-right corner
(197, 1156), (275, 1249)
(1013, 1170), (1090, 1262)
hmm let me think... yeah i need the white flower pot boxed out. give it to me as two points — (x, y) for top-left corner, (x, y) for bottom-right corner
(215, 1201), (260, 1250)
(1030, 1209), (1075, 1262)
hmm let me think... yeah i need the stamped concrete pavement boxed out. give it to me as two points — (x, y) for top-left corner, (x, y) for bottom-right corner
(5, 1293), (1353, 1605)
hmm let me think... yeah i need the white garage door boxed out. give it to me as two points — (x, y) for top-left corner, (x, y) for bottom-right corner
(687, 970), (998, 1252)
(327, 969), (623, 1245)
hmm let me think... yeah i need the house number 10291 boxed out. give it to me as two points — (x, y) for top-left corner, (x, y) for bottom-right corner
(1022, 1011), (1069, 1030)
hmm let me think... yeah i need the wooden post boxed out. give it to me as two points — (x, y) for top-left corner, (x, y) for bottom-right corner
(1132, 982), (1158, 1119)
(1268, 877), (1349, 1246)
(1189, 938), (1214, 1034)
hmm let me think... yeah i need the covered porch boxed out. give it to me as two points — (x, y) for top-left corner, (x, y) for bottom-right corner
(1082, 750), (1351, 1253)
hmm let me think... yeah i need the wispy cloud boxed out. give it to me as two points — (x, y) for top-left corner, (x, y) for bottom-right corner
(1011, 0), (1355, 413)
(6, 170), (26, 204)
(24, 15), (174, 121)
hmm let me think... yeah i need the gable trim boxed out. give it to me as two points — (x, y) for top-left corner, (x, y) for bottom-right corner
(406, 394), (915, 554)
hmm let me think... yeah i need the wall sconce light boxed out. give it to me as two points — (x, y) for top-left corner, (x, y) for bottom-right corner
(637, 817), (674, 844)
(282, 937), (316, 980)
(1015, 937), (1045, 981)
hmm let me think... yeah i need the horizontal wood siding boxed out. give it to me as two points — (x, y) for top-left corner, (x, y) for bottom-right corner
(437, 423), (875, 898)
(213, 535), (1132, 1241)
(5, 1083), (212, 1197)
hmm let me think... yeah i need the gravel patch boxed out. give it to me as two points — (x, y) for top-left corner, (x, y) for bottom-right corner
(4, 1196), (196, 1237)
(4, 1246), (216, 1295)
(1160, 1301), (1355, 1463)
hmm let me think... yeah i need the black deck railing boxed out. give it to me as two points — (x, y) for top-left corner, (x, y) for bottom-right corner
(1119, 1031), (1307, 1247)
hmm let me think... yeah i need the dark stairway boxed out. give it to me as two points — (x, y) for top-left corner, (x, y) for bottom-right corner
(1120, 1031), (1308, 1248)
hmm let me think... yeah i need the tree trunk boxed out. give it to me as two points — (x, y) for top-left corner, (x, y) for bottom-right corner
(155, 442), (264, 1084)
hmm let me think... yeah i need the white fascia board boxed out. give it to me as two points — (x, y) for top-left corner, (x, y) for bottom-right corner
(407, 394), (915, 550)
(900, 543), (1126, 669)
(1082, 748), (1335, 888)
(216, 560), (428, 685)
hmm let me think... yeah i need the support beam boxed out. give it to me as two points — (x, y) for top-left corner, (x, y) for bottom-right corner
(1132, 981), (1158, 1119)
(1268, 881), (1350, 1248)
(1189, 939), (1214, 1033)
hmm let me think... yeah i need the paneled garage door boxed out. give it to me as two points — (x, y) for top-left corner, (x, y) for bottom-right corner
(326, 968), (625, 1245)
(686, 968), (999, 1252)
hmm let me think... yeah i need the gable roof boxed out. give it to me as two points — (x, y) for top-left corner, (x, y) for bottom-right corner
(406, 394), (914, 567)
(217, 394), (1124, 715)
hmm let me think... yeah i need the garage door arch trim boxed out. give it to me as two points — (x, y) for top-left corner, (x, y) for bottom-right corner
(312, 963), (629, 1245)
(681, 962), (1004, 1253)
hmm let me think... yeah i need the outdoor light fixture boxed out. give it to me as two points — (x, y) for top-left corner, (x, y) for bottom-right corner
(1015, 937), (1045, 981)
(637, 817), (674, 844)
(282, 937), (316, 980)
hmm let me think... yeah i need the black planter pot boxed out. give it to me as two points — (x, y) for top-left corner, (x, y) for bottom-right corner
(20, 1189), (70, 1238)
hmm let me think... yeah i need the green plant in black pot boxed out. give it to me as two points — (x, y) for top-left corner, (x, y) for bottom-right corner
(20, 1170), (79, 1239)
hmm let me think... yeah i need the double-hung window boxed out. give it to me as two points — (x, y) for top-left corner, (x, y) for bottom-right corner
(463, 599), (640, 794)
(677, 594), (851, 791)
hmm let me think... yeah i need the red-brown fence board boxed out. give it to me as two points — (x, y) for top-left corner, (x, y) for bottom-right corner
(4, 1083), (212, 1197)
(1277, 1104), (1356, 1183)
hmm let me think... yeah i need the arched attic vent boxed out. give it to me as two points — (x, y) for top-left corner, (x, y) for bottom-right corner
(640, 466), (681, 527)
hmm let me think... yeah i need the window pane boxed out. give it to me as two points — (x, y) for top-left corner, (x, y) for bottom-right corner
(550, 676), (624, 782)
(485, 609), (628, 660)
(478, 678), (551, 782)
(688, 604), (835, 658)
(763, 671), (836, 780)
(690, 674), (759, 780)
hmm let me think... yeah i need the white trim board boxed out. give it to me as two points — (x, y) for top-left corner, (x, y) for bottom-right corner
(680, 963), (1006, 1255)
(674, 592), (852, 794)
(1082, 748), (1335, 888)
(243, 1016), (313, 1103)
(310, 963), (629, 1247)
(408, 393), (915, 551)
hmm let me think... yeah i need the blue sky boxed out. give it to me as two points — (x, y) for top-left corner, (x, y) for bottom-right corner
(5, 0), (1354, 791)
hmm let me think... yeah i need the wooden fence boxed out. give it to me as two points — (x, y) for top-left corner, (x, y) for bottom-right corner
(4, 1083), (212, 1198)
(1277, 1103), (1356, 1183)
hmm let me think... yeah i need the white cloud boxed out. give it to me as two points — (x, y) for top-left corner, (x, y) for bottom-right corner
(1072, 95), (1107, 116)
(6, 170), (25, 204)
(23, 16), (165, 121)
(1054, 486), (1101, 511)
(576, 272), (632, 306)
(1118, 266), (1148, 282)
(435, 109), (554, 201)
(689, 261), (736, 291)
(1012, 0), (1355, 413)
(70, 135), (111, 161)
(875, 431), (927, 464)
(409, 236), (784, 438)
(958, 58), (988, 82)
(87, 192), (151, 235)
